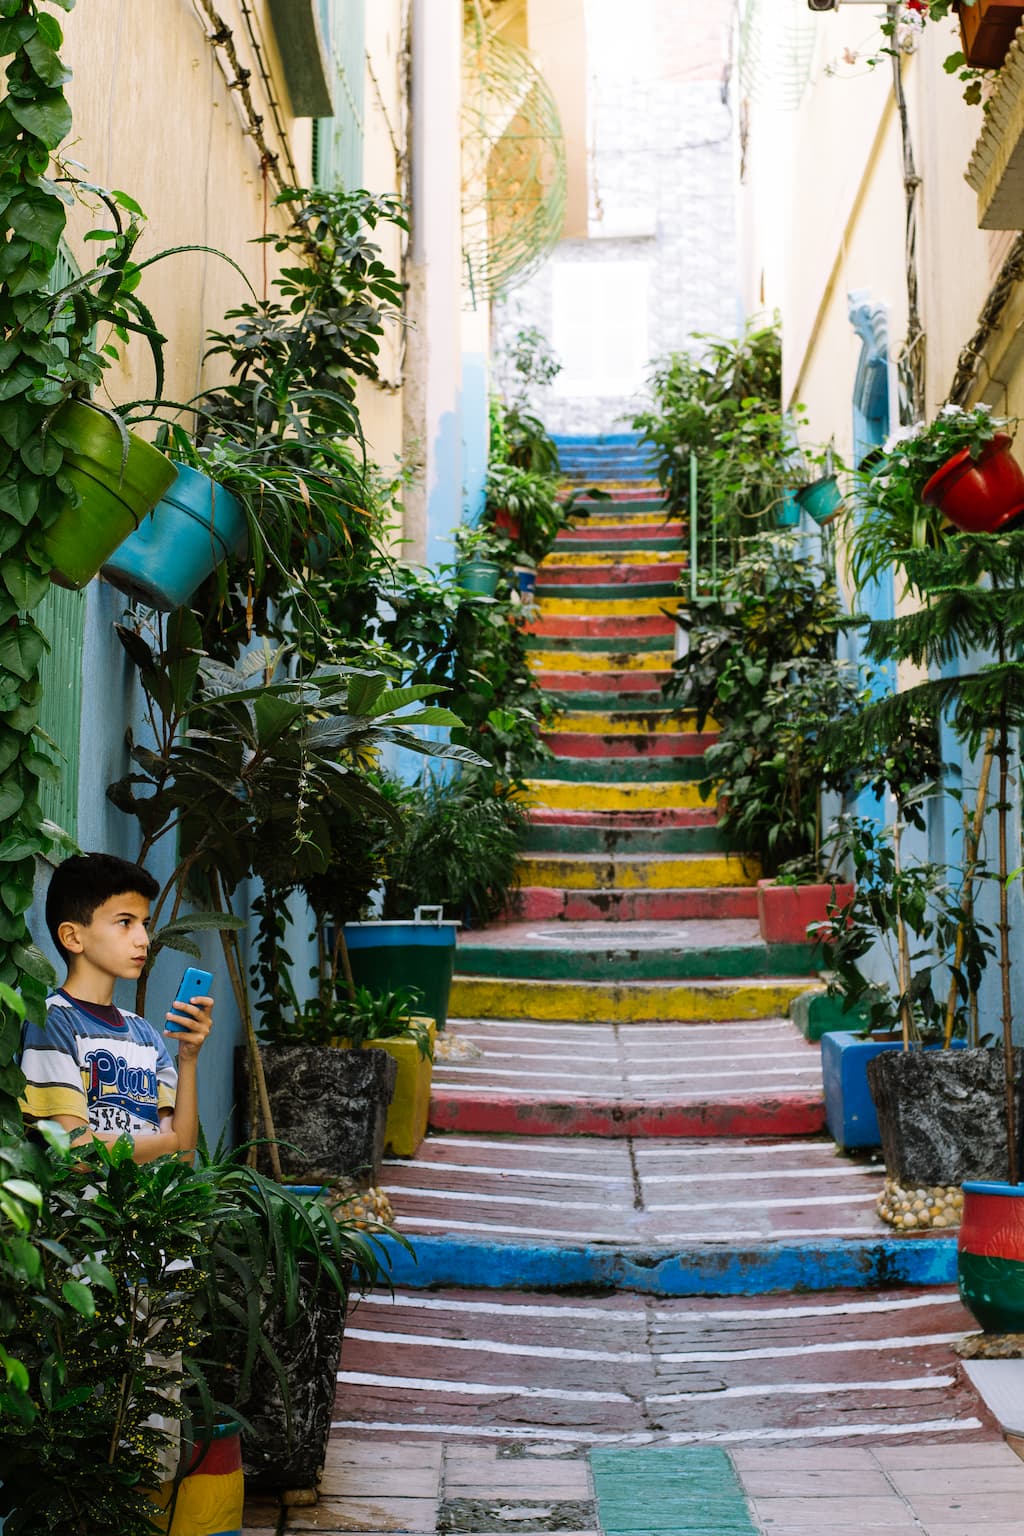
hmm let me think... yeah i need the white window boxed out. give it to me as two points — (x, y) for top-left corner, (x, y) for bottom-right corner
(551, 259), (651, 397)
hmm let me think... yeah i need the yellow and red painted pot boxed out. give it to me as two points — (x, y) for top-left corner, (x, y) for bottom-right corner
(152, 1422), (244, 1536)
(958, 1180), (1024, 1333)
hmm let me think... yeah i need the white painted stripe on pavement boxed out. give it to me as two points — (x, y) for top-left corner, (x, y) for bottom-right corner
(648, 1192), (878, 1213)
(434, 1064), (819, 1082)
(653, 1292), (958, 1323)
(330, 1416), (983, 1447)
(649, 1374), (956, 1404)
(355, 1293), (647, 1322)
(455, 1049), (815, 1067)
(337, 1371), (629, 1404)
(659, 1331), (964, 1363)
(394, 1187), (614, 1211)
(643, 1166), (878, 1184)
(343, 1327), (647, 1363)
(383, 1159), (632, 1184)
(401, 1135), (629, 1156)
(394, 1215), (878, 1241)
(634, 1142), (834, 1158)
(431, 1081), (820, 1099)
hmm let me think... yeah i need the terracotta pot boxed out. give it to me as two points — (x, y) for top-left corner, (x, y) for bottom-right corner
(921, 433), (1024, 533)
(957, 0), (1024, 68)
(958, 1180), (1024, 1332)
(756, 878), (853, 945)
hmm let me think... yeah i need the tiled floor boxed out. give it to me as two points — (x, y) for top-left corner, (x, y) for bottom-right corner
(250, 1437), (1024, 1535)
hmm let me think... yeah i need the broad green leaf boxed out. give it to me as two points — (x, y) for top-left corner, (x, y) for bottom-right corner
(24, 33), (71, 88)
(0, 623), (44, 681)
(12, 942), (56, 987)
(7, 90), (72, 149)
(60, 1278), (96, 1317)
(0, 779), (24, 819)
(2, 1176), (41, 1207)
(2, 558), (49, 608)
(7, 189), (65, 246)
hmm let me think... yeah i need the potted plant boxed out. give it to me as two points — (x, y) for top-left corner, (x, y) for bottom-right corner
(326, 986), (435, 1158)
(843, 404), (1019, 592)
(835, 531), (1024, 1285)
(454, 521), (508, 596)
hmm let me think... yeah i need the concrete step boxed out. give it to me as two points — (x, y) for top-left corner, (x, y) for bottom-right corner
(523, 821), (728, 854)
(542, 730), (715, 758)
(535, 581), (681, 601)
(543, 548), (680, 568)
(528, 805), (718, 826)
(536, 595), (684, 618)
(546, 690), (672, 710)
(556, 524), (684, 546)
(548, 708), (702, 734)
(528, 633), (674, 654)
(528, 649), (675, 674)
(526, 613), (678, 641)
(447, 973), (823, 1024)
(531, 671), (675, 696)
(518, 851), (757, 891)
(566, 496), (671, 513)
(514, 887), (759, 921)
(525, 779), (706, 812)
(532, 754), (706, 783)
(536, 565), (684, 590)
(458, 920), (819, 982)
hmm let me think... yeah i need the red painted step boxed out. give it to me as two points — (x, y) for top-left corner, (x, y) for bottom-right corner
(529, 806), (720, 828)
(526, 613), (677, 640)
(542, 730), (716, 758)
(537, 561), (685, 586)
(428, 1092), (826, 1139)
(514, 886), (759, 921)
(556, 522), (685, 543)
(533, 670), (674, 692)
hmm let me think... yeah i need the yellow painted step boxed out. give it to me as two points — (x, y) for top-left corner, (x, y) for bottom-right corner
(517, 852), (758, 890)
(570, 511), (677, 528)
(528, 650), (675, 673)
(525, 779), (709, 811)
(537, 595), (685, 618)
(550, 709), (715, 734)
(449, 975), (812, 1024)
(541, 549), (680, 568)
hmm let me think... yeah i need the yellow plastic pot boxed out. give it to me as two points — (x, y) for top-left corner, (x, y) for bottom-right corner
(333, 1018), (435, 1157)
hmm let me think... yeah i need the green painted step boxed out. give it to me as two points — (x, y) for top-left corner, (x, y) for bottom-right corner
(535, 580), (680, 600)
(457, 939), (818, 982)
(556, 534), (684, 552)
(590, 1448), (759, 1536)
(527, 632), (672, 653)
(532, 755), (705, 783)
(547, 691), (669, 710)
(571, 497), (669, 514)
(524, 823), (726, 854)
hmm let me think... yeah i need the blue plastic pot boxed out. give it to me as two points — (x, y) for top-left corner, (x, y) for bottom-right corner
(516, 567), (537, 596)
(101, 463), (248, 611)
(822, 1031), (967, 1151)
(457, 559), (502, 596)
(774, 490), (800, 527)
(796, 475), (843, 525)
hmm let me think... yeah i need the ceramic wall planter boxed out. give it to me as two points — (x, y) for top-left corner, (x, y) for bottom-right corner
(43, 400), (178, 589)
(457, 558), (502, 596)
(921, 434), (1024, 533)
(756, 878), (853, 945)
(958, 1180), (1024, 1332)
(256, 1044), (397, 1185)
(866, 1046), (1023, 1187)
(796, 475), (842, 525)
(822, 1032), (964, 1151)
(365, 1018), (436, 1157)
(343, 917), (459, 1031)
(102, 463), (248, 611)
(958, 0), (1024, 67)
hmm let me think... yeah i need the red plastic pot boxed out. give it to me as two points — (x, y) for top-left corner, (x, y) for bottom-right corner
(757, 878), (853, 945)
(493, 506), (521, 539)
(958, 1180), (1024, 1333)
(921, 433), (1024, 534)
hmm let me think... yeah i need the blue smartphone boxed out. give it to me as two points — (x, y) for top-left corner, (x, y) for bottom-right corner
(167, 967), (213, 1034)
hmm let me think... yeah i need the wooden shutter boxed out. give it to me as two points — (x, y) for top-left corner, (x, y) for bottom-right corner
(313, 0), (366, 191)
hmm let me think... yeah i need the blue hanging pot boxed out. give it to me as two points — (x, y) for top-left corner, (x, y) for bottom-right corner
(796, 475), (843, 525)
(101, 463), (248, 611)
(774, 489), (801, 527)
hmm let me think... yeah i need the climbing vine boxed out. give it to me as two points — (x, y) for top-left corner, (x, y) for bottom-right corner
(0, 0), (77, 1129)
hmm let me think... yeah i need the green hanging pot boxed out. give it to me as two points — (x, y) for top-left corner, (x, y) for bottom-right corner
(796, 474), (843, 526)
(457, 559), (502, 596)
(42, 400), (178, 590)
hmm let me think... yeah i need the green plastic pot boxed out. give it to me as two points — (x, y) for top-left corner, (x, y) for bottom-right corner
(796, 474), (842, 526)
(457, 559), (502, 596)
(43, 400), (178, 590)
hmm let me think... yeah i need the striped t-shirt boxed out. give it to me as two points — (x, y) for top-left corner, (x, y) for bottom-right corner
(19, 991), (177, 1137)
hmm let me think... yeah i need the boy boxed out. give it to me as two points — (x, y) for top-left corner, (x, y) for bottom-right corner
(19, 852), (213, 1161)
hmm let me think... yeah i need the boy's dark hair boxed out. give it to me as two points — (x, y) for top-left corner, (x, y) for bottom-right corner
(46, 853), (159, 961)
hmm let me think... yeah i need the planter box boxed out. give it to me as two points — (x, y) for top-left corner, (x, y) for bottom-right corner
(757, 879), (853, 945)
(958, 0), (1024, 67)
(256, 1044), (397, 1186)
(367, 1019), (436, 1158)
(867, 1046), (1024, 1186)
(822, 1032), (964, 1151)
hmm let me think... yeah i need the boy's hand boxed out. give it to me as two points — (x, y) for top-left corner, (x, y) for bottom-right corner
(165, 995), (213, 1059)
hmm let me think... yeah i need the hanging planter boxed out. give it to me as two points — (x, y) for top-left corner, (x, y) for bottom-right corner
(774, 489), (801, 528)
(43, 400), (179, 590)
(457, 558), (502, 596)
(957, 0), (1024, 68)
(958, 1180), (1024, 1332)
(921, 433), (1024, 533)
(796, 475), (842, 526)
(101, 463), (248, 612)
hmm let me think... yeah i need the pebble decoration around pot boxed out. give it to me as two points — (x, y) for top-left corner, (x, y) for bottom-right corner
(876, 1178), (964, 1230)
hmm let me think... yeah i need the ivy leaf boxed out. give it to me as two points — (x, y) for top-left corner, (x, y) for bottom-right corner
(7, 90), (72, 150)
(0, 779), (24, 819)
(23, 34), (71, 88)
(2, 559), (50, 609)
(7, 190), (65, 248)
(0, 877), (35, 914)
(0, 624), (45, 681)
(0, 17), (35, 51)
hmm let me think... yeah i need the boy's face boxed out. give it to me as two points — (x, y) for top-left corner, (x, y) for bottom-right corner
(59, 890), (152, 984)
